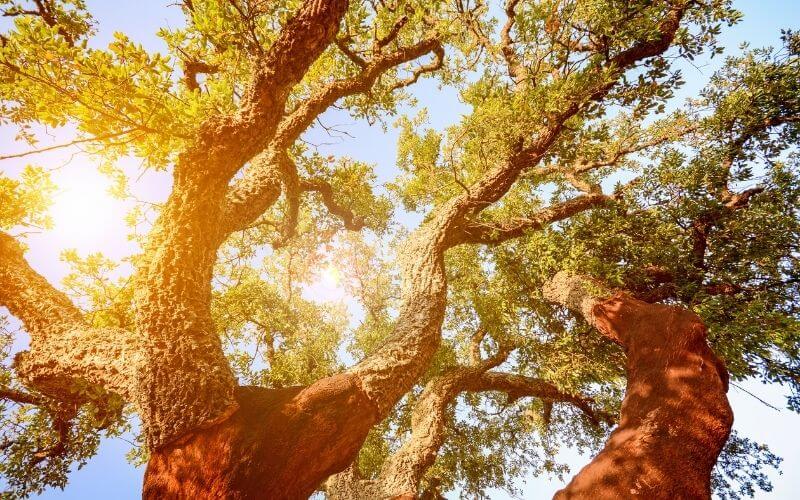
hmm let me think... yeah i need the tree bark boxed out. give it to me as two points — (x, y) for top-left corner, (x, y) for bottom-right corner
(326, 347), (610, 500)
(543, 272), (733, 499)
(143, 374), (378, 499)
(1, 3), (704, 498)
(132, 0), (351, 450)
(0, 232), (141, 404)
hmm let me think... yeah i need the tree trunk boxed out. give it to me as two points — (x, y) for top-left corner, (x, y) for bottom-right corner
(143, 373), (378, 499)
(544, 272), (733, 499)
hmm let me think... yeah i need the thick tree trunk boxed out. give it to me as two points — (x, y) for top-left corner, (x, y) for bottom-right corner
(544, 273), (733, 499)
(143, 373), (378, 499)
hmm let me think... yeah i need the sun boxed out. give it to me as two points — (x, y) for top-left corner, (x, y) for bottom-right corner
(321, 263), (342, 288)
(48, 170), (123, 248)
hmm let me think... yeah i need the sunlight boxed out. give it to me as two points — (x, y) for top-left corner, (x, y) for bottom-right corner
(49, 170), (123, 248)
(320, 263), (342, 289)
(303, 261), (348, 305)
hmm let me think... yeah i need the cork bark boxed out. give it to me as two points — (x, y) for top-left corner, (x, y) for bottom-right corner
(132, 0), (351, 450)
(544, 272), (733, 499)
(143, 374), (378, 499)
(0, 232), (142, 403)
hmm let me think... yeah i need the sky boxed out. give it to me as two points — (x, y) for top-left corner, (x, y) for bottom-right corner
(1, 0), (799, 498)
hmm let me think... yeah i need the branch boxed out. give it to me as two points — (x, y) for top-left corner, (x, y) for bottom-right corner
(223, 36), (442, 233)
(30, 405), (75, 466)
(237, 0), (349, 126)
(182, 59), (219, 92)
(0, 232), (141, 404)
(499, 0), (526, 85)
(301, 178), (365, 230)
(0, 129), (138, 161)
(335, 37), (367, 68)
(723, 186), (765, 209)
(453, 192), (612, 245)
(374, 15), (408, 53)
(543, 272), (733, 498)
(442, 2), (692, 232)
(5, 0), (77, 46)
(542, 271), (612, 337)
(0, 385), (45, 406)
(274, 36), (442, 150)
(374, 367), (609, 498)
(388, 43), (444, 91)
(348, 0), (691, 438)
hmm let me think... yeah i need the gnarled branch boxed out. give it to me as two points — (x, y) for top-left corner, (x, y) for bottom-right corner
(0, 232), (142, 405)
(544, 272), (732, 498)
(223, 35), (443, 233)
(452, 192), (612, 245)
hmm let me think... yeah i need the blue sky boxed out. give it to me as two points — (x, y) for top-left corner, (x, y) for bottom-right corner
(1, 0), (799, 498)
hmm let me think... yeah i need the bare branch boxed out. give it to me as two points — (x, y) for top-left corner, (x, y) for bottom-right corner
(0, 129), (138, 161)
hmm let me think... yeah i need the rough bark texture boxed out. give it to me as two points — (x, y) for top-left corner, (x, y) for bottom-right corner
(132, 0), (351, 450)
(544, 272), (733, 499)
(143, 374), (378, 500)
(1, 2), (703, 498)
(0, 232), (142, 403)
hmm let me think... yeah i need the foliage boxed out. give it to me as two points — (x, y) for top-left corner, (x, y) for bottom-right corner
(0, 1), (797, 498)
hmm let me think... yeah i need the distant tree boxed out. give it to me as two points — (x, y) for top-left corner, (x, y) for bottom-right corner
(0, 1), (796, 498)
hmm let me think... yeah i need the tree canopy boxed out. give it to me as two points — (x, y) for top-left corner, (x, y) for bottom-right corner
(0, 0), (798, 498)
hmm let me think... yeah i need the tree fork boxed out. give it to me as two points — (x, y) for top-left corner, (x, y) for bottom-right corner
(143, 374), (379, 500)
(543, 272), (733, 499)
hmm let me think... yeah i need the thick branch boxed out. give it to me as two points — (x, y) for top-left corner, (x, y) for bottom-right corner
(330, 366), (607, 499)
(0, 232), (141, 404)
(544, 272), (733, 498)
(453, 193), (612, 245)
(130, 0), (353, 449)
(348, 3), (690, 426)
(0, 385), (45, 406)
(237, 0), (350, 130)
(223, 36), (442, 233)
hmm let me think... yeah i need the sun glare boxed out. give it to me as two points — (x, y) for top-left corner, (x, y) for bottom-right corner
(321, 264), (342, 288)
(49, 171), (122, 248)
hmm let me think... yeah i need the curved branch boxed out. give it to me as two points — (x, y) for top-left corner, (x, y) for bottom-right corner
(237, 0), (350, 129)
(544, 272), (733, 498)
(301, 178), (366, 231)
(347, 4), (691, 426)
(329, 366), (608, 499)
(182, 59), (219, 91)
(223, 36), (442, 233)
(500, 0), (526, 85)
(452, 192), (612, 245)
(130, 1), (354, 448)
(0, 232), (141, 404)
